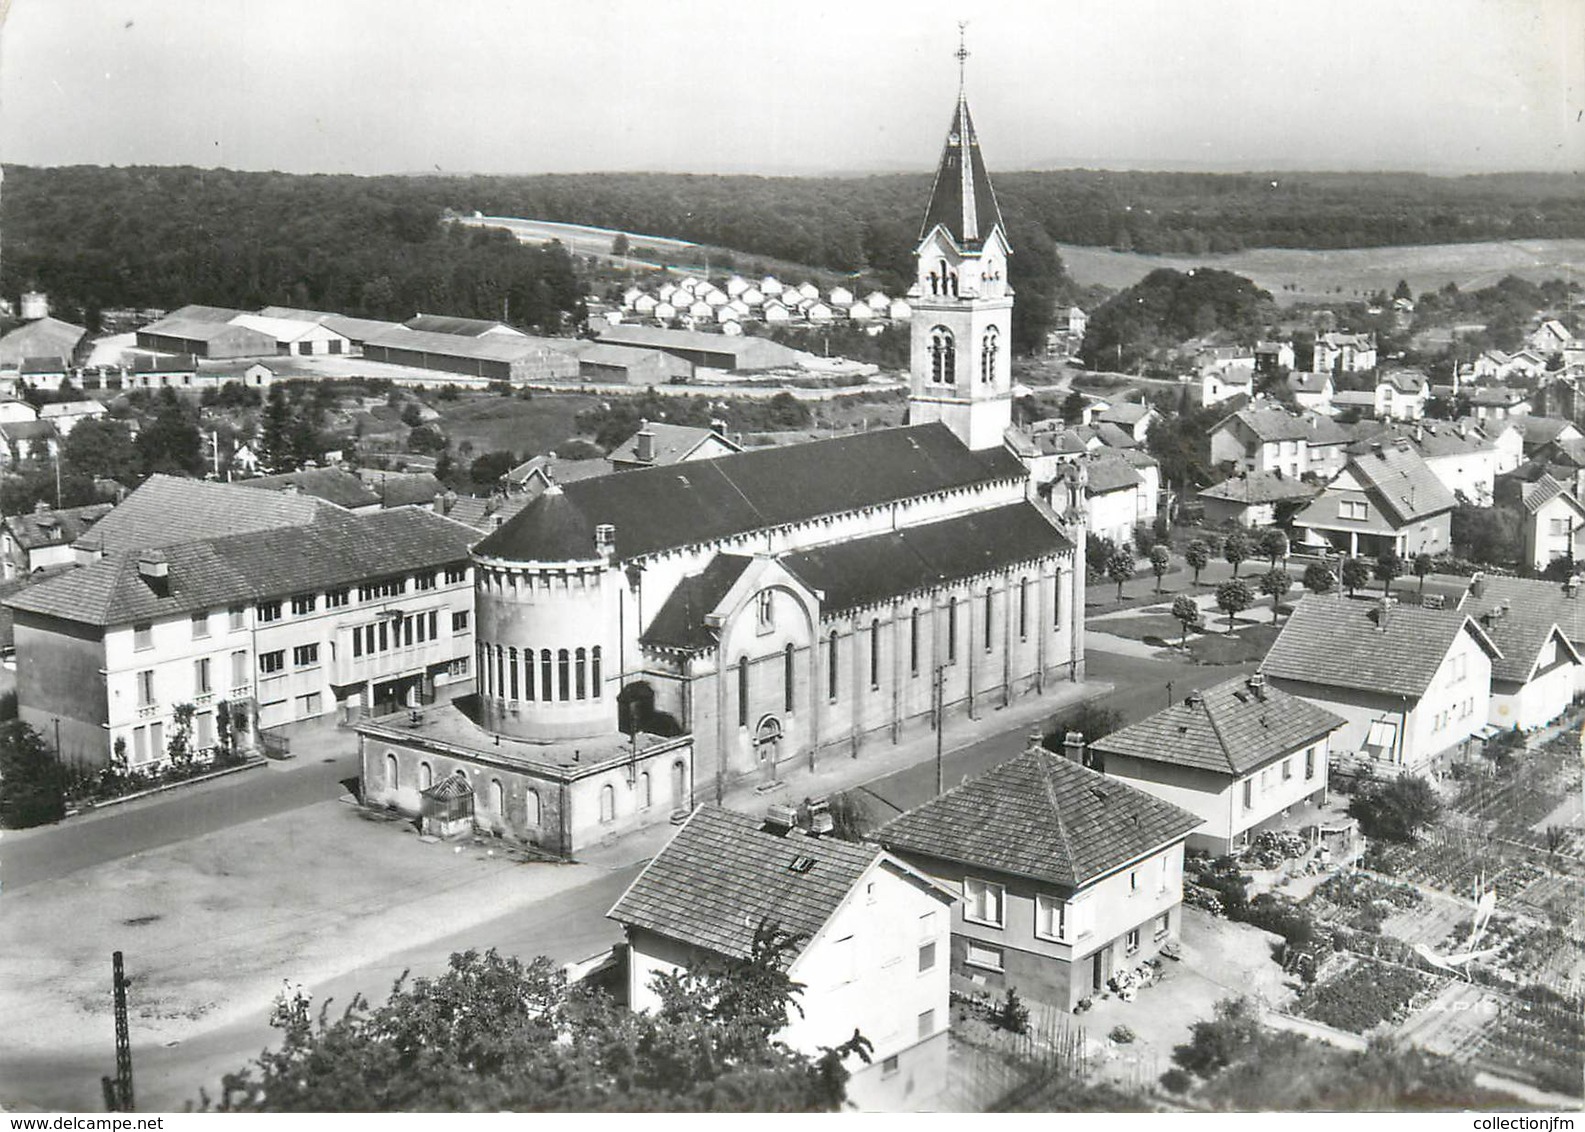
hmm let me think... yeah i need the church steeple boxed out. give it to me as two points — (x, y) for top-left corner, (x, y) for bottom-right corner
(907, 27), (1014, 453)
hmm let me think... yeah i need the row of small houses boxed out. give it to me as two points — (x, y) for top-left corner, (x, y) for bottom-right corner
(622, 274), (912, 329)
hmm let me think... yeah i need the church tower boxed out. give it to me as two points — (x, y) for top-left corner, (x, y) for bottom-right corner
(909, 33), (1014, 452)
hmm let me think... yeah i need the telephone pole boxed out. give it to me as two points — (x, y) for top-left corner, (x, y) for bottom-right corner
(105, 950), (133, 1111)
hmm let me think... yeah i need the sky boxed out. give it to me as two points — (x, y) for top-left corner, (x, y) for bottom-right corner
(1, 0), (1581, 177)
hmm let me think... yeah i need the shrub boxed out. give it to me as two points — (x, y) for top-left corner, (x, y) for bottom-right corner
(990, 987), (1030, 1035)
(0, 720), (65, 828)
(1110, 1024), (1137, 1044)
(1174, 997), (1260, 1077)
(1348, 775), (1442, 843)
(1159, 1067), (1193, 1094)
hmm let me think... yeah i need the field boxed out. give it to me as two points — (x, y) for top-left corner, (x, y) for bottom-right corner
(1055, 238), (1585, 305)
(431, 392), (599, 458)
(453, 215), (697, 254)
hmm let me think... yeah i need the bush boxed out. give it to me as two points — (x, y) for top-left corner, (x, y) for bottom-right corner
(1174, 997), (1260, 1077)
(990, 987), (1030, 1035)
(1159, 1068), (1193, 1094)
(1348, 775), (1442, 843)
(0, 720), (65, 828)
(1110, 1024), (1137, 1044)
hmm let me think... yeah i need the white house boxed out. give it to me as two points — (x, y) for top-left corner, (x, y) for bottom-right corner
(1506, 474), (1585, 573)
(1210, 407), (1350, 480)
(1457, 585), (1581, 732)
(1528, 319), (1574, 356)
(1313, 332), (1377, 374)
(1459, 572), (1585, 697)
(1201, 366), (1254, 409)
(1286, 371), (1335, 413)
(829, 286), (855, 307)
(1292, 441), (1456, 559)
(806, 301), (835, 324)
(608, 806), (956, 1112)
(1261, 596), (1500, 773)
(1091, 674), (1346, 855)
(877, 744), (1200, 1013)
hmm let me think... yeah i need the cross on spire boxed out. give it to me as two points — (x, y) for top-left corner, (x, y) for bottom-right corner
(955, 22), (970, 93)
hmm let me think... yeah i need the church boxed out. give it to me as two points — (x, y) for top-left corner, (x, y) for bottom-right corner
(357, 78), (1091, 854)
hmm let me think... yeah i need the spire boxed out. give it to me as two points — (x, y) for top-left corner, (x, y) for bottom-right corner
(918, 25), (1006, 250)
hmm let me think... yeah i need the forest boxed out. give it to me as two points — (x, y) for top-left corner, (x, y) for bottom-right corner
(5, 164), (1584, 359)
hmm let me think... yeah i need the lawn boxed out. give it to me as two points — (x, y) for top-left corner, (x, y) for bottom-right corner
(1184, 622), (1281, 665)
(431, 392), (599, 459)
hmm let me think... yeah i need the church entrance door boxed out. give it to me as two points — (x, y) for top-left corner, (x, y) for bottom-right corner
(754, 715), (783, 783)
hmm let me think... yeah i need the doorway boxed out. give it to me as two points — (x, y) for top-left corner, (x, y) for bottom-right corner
(754, 715), (783, 782)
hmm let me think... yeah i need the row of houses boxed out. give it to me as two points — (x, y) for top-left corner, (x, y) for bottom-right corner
(620, 275), (914, 333)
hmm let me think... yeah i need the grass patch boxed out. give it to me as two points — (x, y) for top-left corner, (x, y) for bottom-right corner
(1094, 612), (1194, 646)
(1184, 622), (1281, 665)
(433, 392), (598, 457)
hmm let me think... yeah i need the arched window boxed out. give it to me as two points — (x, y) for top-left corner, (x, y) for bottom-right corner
(738, 656), (749, 727)
(1053, 573), (1063, 629)
(784, 643), (795, 712)
(495, 646), (505, 699)
(930, 327), (956, 385)
(525, 788), (541, 826)
(386, 752), (399, 790)
(639, 771), (652, 810)
(591, 646), (602, 699)
(910, 608), (920, 675)
(937, 258), (949, 295)
(490, 778), (504, 815)
(575, 647), (587, 700)
(419, 761), (433, 791)
(1019, 577), (1029, 640)
(523, 646), (535, 701)
(541, 649), (553, 701)
(828, 631), (840, 700)
(870, 618), (881, 689)
(508, 647), (519, 700)
(985, 586), (995, 652)
(981, 326), (1000, 384)
(671, 759), (687, 804)
(600, 783), (616, 824)
(557, 649), (570, 701)
(477, 644), (487, 694)
(947, 597), (958, 662)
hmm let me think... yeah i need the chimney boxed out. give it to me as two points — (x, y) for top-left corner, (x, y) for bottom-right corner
(1062, 730), (1086, 765)
(1374, 595), (1395, 630)
(1565, 576), (1579, 599)
(764, 803), (797, 835)
(1470, 572), (1485, 599)
(594, 523), (616, 561)
(635, 420), (655, 464)
(1184, 690), (1203, 709)
(32, 499), (49, 514)
(1246, 672), (1267, 699)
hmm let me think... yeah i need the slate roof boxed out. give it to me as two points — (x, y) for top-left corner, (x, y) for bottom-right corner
(1515, 416), (1579, 449)
(0, 420), (58, 444)
(1382, 369), (1429, 394)
(238, 467), (381, 510)
(1219, 407), (1348, 446)
(641, 555), (754, 652)
(1344, 441), (1457, 523)
(5, 502), (116, 551)
(608, 422), (739, 467)
(1468, 386), (1529, 408)
(1347, 420), (1494, 461)
(876, 748), (1201, 889)
(478, 424), (1027, 564)
(1260, 596), (1502, 699)
(75, 474), (341, 555)
(1518, 474), (1584, 515)
(1199, 471), (1320, 506)
(1090, 675), (1346, 777)
(918, 96), (1006, 250)
(7, 506), (478, 628)
(1287, 372), (1330, 394)
(1461, 573), (1585, 657)
(1091, 422), (1139, 449)
(608, 807), (905, 961)
(778, 501), (1071, 616)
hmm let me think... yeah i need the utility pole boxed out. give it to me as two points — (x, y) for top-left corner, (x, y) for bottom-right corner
(106, 950), (133, 1111)
(934, 665), (945, 796)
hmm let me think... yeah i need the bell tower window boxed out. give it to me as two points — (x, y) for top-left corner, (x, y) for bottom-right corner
(981, 326), (1000, 384)
(930, 327), (956, 385)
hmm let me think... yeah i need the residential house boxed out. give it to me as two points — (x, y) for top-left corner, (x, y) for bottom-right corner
(607, 806), (956, 1111)
(1313, 332), (1377, 374)
(5, 506), (479, 768)
(0, 419), (59, 467)
(1497, 474), (1585, 573)
(1082, 453), (1148, 547)
(1, 501), (116, 579)
(1210, 406), (1350, 480)
(1090, 673), (1345, 855)
(1468, 386), (1532, 422)
(1292, 440), (1456, 558)
(607, 420), (744, 471)
(500, 453), (612, 497)
(1095, 401), (1158, 444)
(1286, 371), (1334, 414)
(1514, 415), (1583, 458)
(1378, 369), (1430, 420)
(1254, 340), (1296, 376)
(1260, 597), (1499, 772)
(1473, 417), (1526, 474)
(1459, 572), (1585, 697)
(237, 467), (383, 513)
(37, 399), (107, 437)
(1200, 365), (1254, 409)
(1197, 471), (1321, 528)
(1349, 419), (1499, 505)
(1528, 319), (1574, 357)
(875, 744), (1200, 1012)
(1454, 579), (1581, 731)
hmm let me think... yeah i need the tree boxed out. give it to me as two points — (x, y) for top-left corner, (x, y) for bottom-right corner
(1452, 503), (1523, 566)
(1412, 552), (1434, 593)
(400, 403), (424, 428)
(1042, 702), (1125, 755)
(1216, 578), (1254, 633)
(1171, 594), (1203, 649)
(134, 392), (205, 477)
(1223, 532), (1250, 578)
(1341, 557), (1370, 597)
(1348, 775), (1442, 843)
(259, 384), (294, 473)
(1149, 544), (1171, 594)
(468, 450), (517, 486)
(407, 425), (445, 454)
(61, 417), (139, 485)
(206, 929), (869, 1112)
(1393, 279), (1413, 302)
(0, 720), (65, 829)
(1302, 563), (1335, 595)
(1185, 539), (1210, 585)
(612, 232), (631, 258)
(1259, 568), (1292, 622)
(1375, 551), (1403, 595)
(1060, 390), (1087, 424)
(1174, 997), (1261, 1078)
(1106, 547), (1137, 601)
(1258, 528), (1289, 567)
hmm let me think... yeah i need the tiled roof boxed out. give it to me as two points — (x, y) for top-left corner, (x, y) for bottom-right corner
(608, 807), (899, 960)
(1519, 474), (1582, 515)
(1468, 386), (1528, 407)
(5, 502), (116, 551)
(918, 96), (1005, 250)
(7, 506), (477, 627)
(75, 474), (340, 555)
(595, 325), (804, 370)
(1260, 596), (1501, 699)
(1345, 442), (1457, 523)
(1461, 573), (1585, 657)
(238, 467), (380, 510)
(1382, 369), (1428, 394)
(641, 555), (754, 652)
(1098, 403), (1151, 425)
(608, 422), (737, 467)
(360, 470), (444, 508)
(778, 501), (1071, 616)
(1083, 456), (1143, 495)
(1287, 372), (1330, 394)
(1219, 407), (1348, 446)
(1090, 675), (1346, 777)
(0, 420), (58, 443)
(1199, 472), (1320, 506)
(474, 486), (601, 562)
(1347, 420), (1494, 460)
(478, 424), (1027, 564)
(876, 748), (1201, 889)
(364, 325), (567, 364)
(1515, 416), (1578, 447)
(1091, 422), (1138, 449)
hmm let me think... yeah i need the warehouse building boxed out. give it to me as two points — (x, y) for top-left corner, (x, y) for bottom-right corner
(594, 324), (805, 372)
(567, 341), (692, 385)
(229, 313), (352, 356)
(360, 326), (578, 384)
(136, 315), (277, 360)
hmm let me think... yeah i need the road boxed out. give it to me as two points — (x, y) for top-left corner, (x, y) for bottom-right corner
(0, 645), (1253, 1112)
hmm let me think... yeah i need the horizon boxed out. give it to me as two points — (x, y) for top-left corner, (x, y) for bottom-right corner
(1, 0), (1581, 179)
